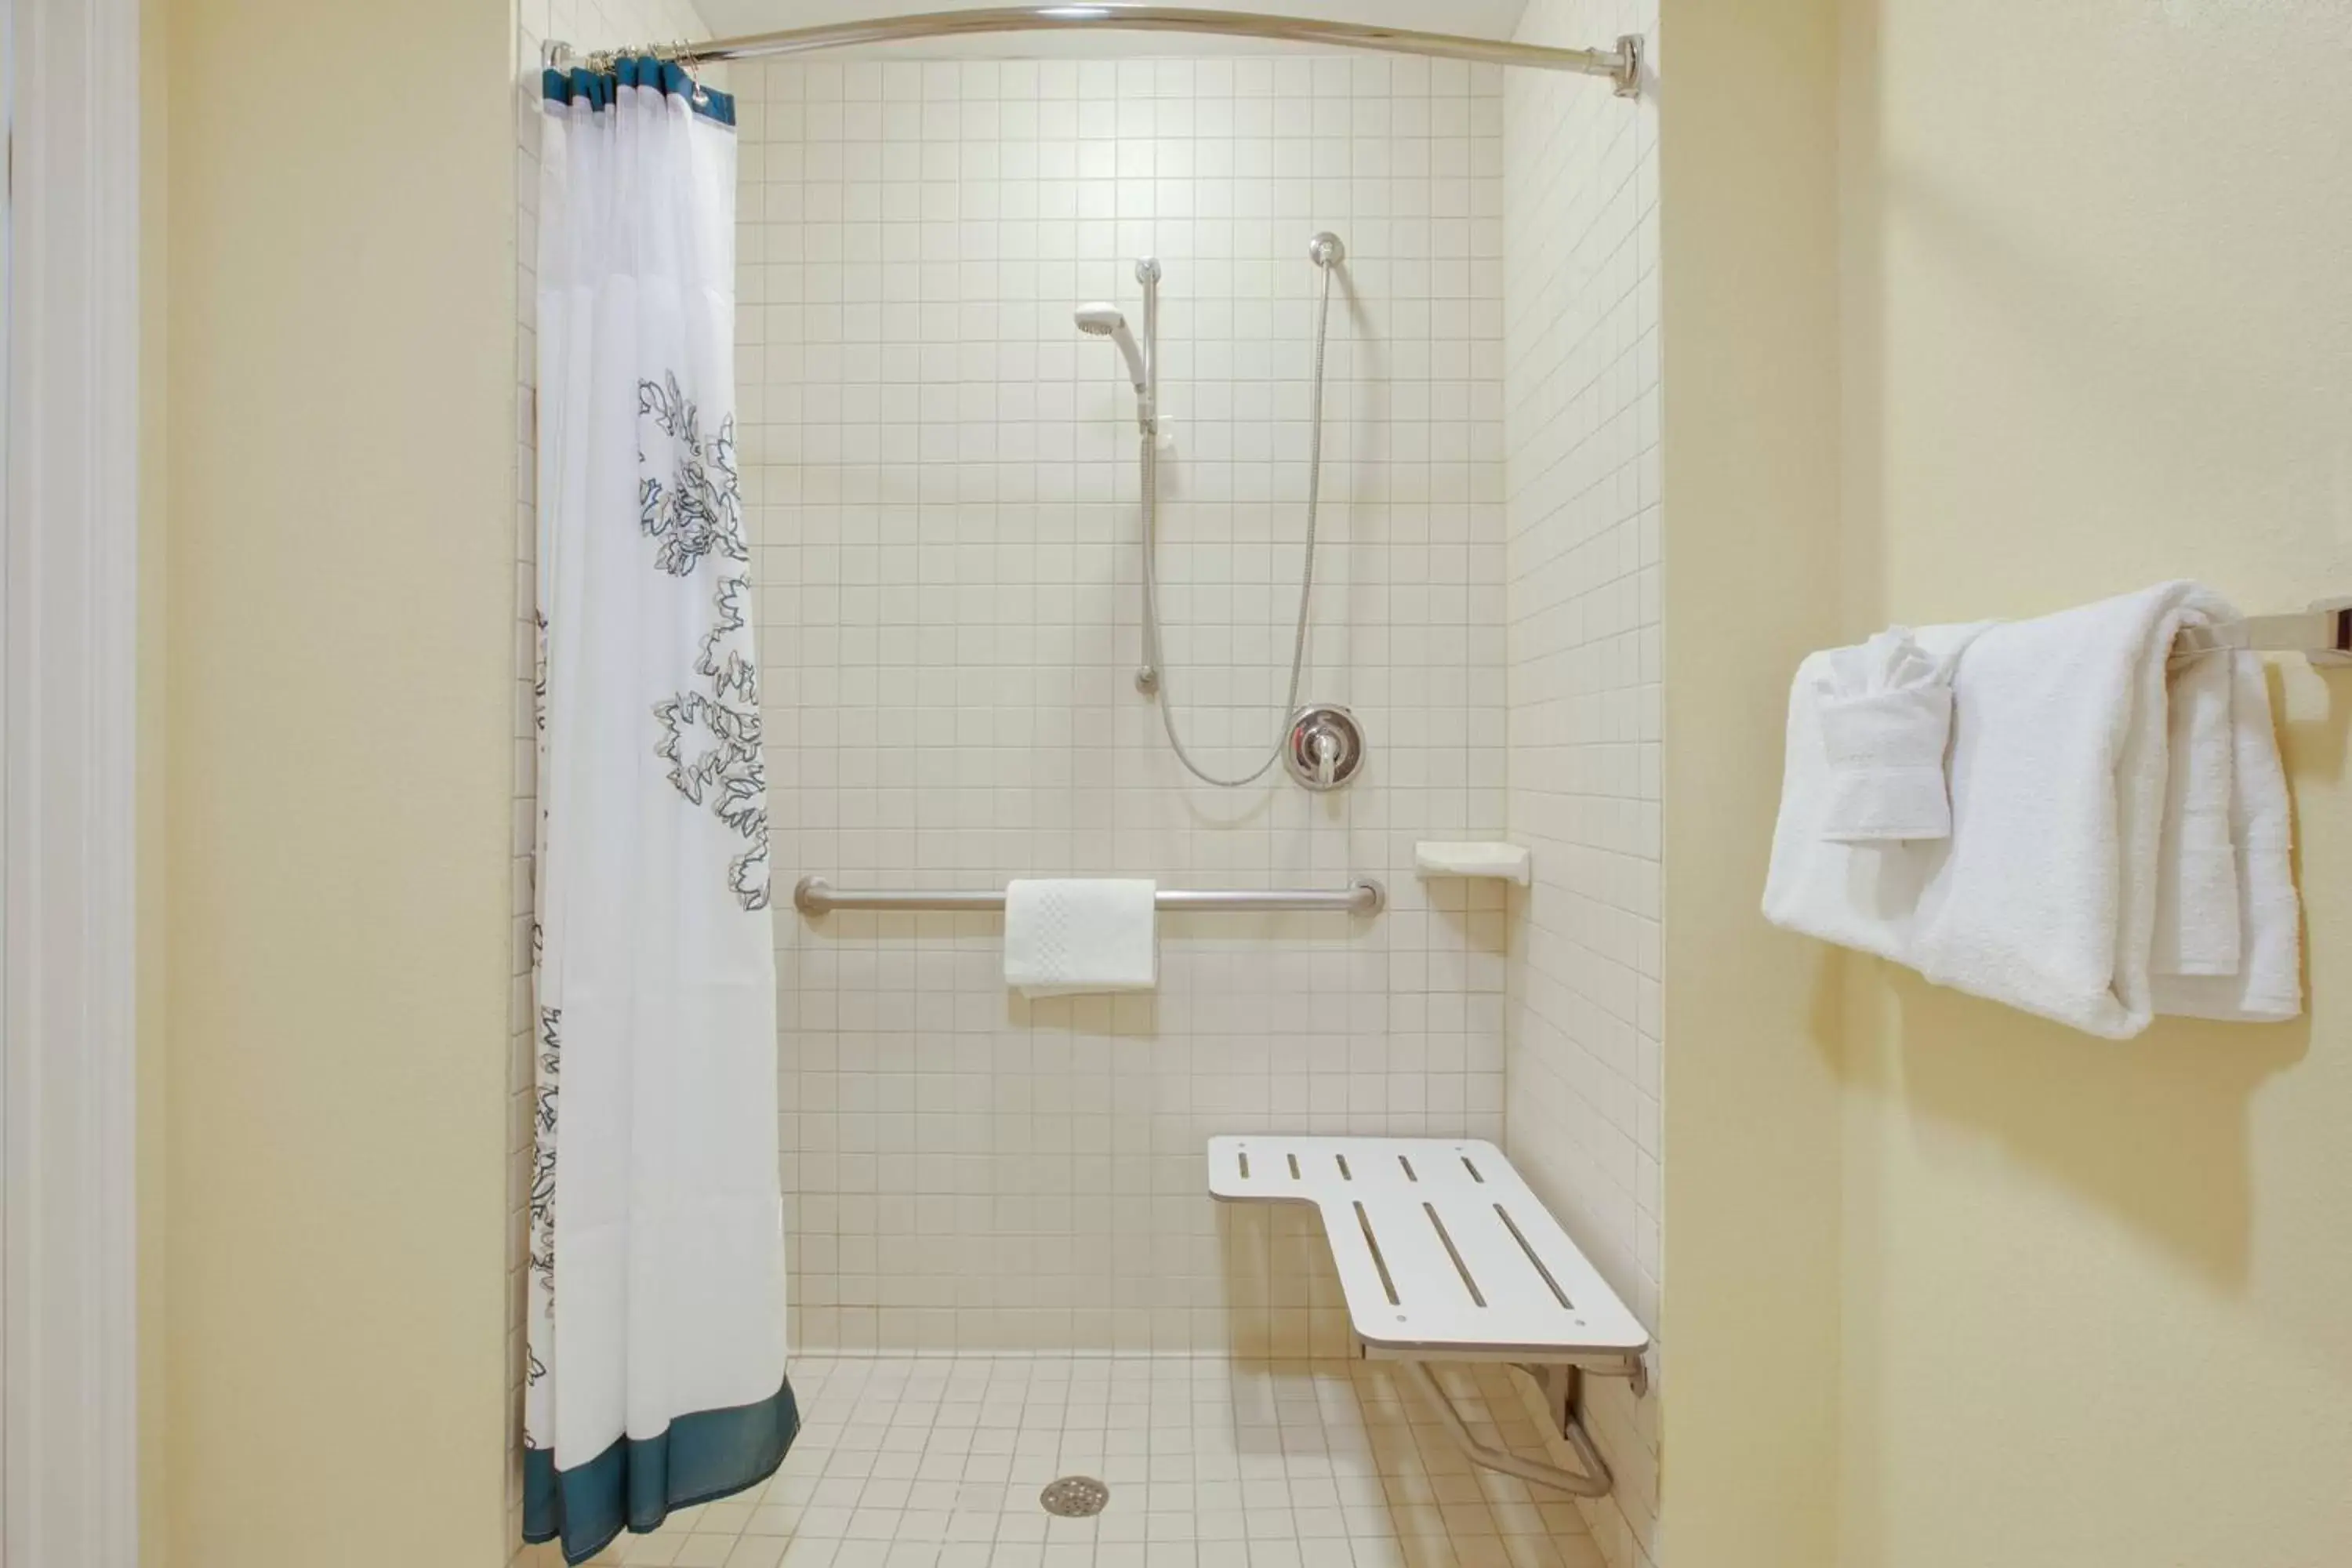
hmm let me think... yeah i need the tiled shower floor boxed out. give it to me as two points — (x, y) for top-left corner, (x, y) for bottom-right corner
(580, 1354), (1605, 1568)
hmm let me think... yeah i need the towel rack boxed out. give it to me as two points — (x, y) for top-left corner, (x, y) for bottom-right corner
(2172, 598), (2352, 666)
(793, 876), (1386, 916)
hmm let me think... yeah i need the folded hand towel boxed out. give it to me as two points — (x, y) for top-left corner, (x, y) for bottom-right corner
(1004, 878), (1158, 998)
(1815, 626), (1975, 841)
(2151, 647), (2241, 977)
(1762, 583), (2302, 1039)
(2151, 651), (2301, 1022)
(1762, 619), (1988, 957)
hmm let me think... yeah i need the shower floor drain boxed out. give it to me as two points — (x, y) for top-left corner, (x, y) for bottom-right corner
(1039, 1475), (1110, 1518)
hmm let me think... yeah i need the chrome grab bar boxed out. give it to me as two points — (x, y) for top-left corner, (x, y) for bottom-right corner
(793, 876), (1385, 916)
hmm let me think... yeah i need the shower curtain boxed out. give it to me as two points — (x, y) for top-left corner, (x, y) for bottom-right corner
(525, 58), (793, 1565)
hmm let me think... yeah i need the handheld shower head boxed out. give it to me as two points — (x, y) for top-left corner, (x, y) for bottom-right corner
(1074, 303), (1149, 394)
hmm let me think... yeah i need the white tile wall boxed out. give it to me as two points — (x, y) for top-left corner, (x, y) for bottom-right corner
(1500, 4), (1663, 1566)
(736, 53), (1513, 1357)
(510, 4), (719, 1562)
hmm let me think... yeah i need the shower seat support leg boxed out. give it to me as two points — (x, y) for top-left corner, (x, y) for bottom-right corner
(1401, 1359), (1614, 1499)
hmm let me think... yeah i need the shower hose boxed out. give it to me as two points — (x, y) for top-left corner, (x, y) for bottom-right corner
(1141, 254), (1338, 788)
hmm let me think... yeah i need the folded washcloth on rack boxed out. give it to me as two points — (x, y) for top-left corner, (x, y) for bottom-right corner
(1004, 878), (1159, 998)
(1762, 582), (2302, 1038)
(1813, 626), (1983, 841)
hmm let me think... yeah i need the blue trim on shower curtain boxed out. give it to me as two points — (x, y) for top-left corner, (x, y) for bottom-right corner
(522, 1376), (798, 1565)
(543, 55), (737, 127)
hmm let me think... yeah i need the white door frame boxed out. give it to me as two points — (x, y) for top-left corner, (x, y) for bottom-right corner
(2, 0), (143, 1562)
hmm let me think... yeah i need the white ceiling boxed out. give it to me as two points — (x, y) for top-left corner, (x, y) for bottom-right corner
(692, 0), (1537, 58)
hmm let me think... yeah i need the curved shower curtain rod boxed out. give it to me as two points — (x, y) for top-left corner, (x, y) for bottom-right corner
(550, 5), (1641, 96)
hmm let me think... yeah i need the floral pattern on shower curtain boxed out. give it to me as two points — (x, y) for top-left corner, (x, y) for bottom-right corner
(526, 58), (794, 1566)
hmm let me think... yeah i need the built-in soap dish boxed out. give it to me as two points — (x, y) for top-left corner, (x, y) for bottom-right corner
(1414, 842), (1533, 885)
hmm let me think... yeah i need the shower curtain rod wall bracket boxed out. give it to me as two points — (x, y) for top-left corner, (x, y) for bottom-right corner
(550, 7), (1642, 91)
(1611, 33), (1641, 96)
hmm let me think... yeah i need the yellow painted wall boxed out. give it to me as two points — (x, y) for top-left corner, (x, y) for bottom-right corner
(1835, 2), (2352, 1563)
(162, 0), (516, 1560)
(1655, 3), (1847, 1566)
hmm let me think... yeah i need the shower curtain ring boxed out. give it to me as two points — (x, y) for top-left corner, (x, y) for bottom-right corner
(674, 40), (712, 107)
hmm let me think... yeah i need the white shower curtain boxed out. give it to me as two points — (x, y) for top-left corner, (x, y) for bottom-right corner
(525, 58), (792, 1566)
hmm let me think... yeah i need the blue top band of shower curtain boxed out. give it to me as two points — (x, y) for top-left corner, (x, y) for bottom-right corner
(543, 56), (736, 128)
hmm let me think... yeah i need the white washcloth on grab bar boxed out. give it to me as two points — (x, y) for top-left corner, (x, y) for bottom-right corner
(1763, 582), (2302, 1038)
(1004, 878), (1159, 998)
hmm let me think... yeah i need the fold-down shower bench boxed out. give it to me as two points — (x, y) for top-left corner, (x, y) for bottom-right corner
(1208, 1134), (1649, 1497)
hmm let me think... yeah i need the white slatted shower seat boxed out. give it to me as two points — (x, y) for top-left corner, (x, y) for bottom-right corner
(1208, 1134), (1649, 1497)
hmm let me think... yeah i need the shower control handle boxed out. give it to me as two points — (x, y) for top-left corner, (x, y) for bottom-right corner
(1284, 704), (1366, 793)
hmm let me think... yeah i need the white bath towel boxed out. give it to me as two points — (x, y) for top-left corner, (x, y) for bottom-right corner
(1004, 878), (1159, 998)
(1763, 583), (2302, 1038)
